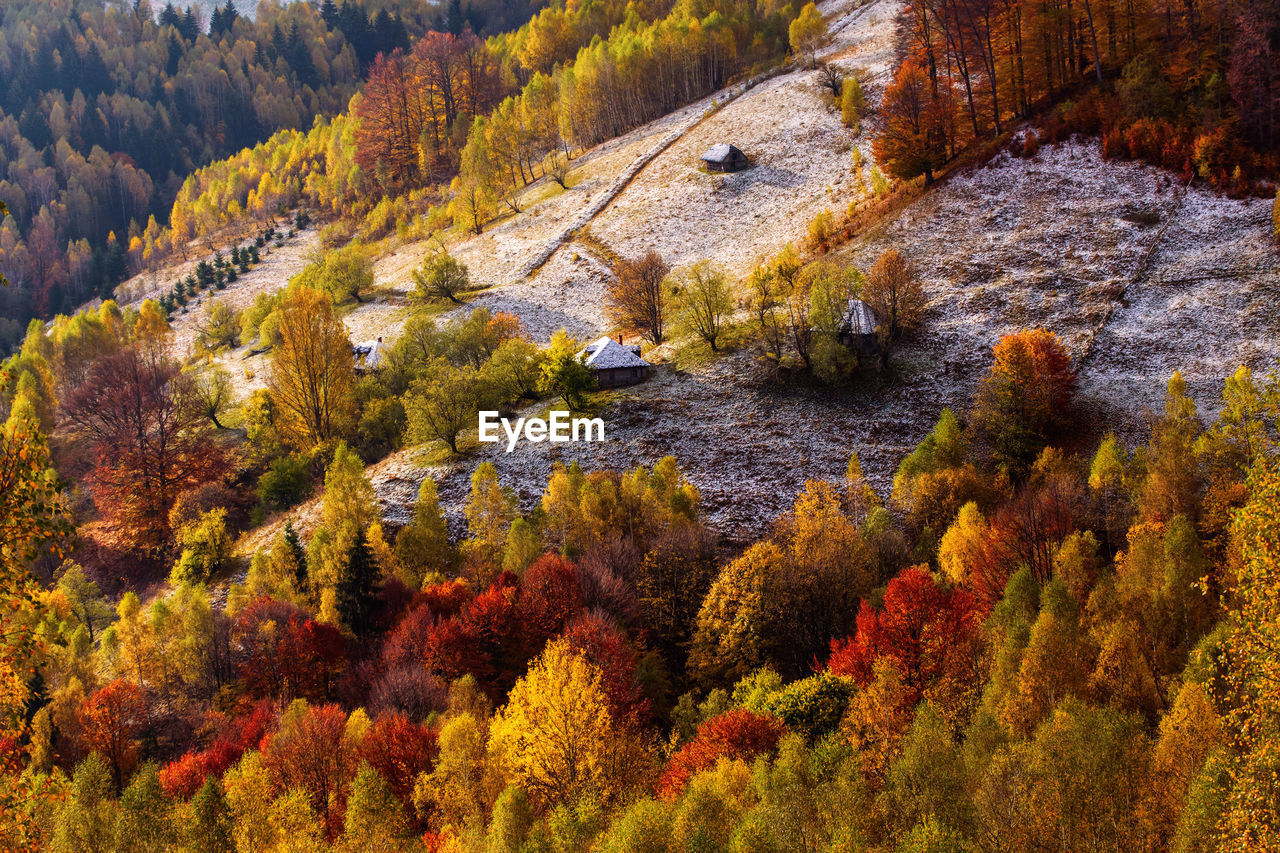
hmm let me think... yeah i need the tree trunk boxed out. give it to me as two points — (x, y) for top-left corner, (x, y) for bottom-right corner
(1081, 0), (1104, 82)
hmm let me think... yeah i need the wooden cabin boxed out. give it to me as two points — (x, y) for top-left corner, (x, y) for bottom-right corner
(700, 143), (749, 173)
(839, 299), (879, 357)
(353, 337), (384, 372)
(580, 336), (651, 388)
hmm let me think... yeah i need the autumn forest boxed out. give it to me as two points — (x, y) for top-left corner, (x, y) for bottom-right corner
(2, 0), (1280, 852)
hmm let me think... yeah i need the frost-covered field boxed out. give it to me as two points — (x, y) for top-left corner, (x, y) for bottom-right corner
(333, 0), (892, 345)
(116, 0), (1278, 550)
(116, 228), (321, 397)
(838, 137), (1280, 441)
(591, 0), (896, 277)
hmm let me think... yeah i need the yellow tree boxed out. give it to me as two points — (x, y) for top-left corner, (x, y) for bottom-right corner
(788, 2), (829, 67)
(414, 712), (500, 836)
(690, 540), (785, 683)
(310, 443), (379, 621)
(489, 639), (649, 809)
(1153, 678), (1221, 839)
(133, 300), (171, 345)
(779, 479), (874, 672)
(1218, 458), (1280, 850)
(463, 463), (517, 571)
(0, 414), (69, 849)
(267, 286), (355, 448)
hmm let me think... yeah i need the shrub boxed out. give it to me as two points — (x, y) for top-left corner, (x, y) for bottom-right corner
(840, 76), (865, 129)
(805, 209), (836, 252)
(170, 508), (231, 585)
(410, 252), (473, 304)
(870, 165), (890, 196)
(760, 672), (854, 741)
(258, 454), (313, 510)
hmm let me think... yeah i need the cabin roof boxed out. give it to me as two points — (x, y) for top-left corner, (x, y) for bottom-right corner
(353, 338), (383, 369)
(580, 336), (650, 369)
(843, 299), (879, 336)
(701, 143), (746, 164)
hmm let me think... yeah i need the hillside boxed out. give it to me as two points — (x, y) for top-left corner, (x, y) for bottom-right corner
(125, 0), (1273, 548)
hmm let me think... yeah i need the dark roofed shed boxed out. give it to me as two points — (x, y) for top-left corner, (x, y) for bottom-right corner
(701, 143), (749, 173)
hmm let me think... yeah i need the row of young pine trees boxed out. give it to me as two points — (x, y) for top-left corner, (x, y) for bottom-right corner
(3, 319), (1279, 851)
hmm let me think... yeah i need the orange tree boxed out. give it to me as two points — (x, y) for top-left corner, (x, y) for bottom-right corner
(973, 329), (1077, 476)
(873, 55), (956, 186)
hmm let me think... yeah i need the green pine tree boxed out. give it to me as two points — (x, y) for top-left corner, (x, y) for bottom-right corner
(283, 521), (308, 596)
(336, 527), (381, 635)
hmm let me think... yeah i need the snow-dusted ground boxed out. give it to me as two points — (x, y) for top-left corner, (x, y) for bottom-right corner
(332, 0), (892, 346)
(309, 135), (1275, 549)
(114, 229), (321, 396)
(117, 0), (1277, 553)
(591, 0), (896, 276)
(836, 138), (1280, 441)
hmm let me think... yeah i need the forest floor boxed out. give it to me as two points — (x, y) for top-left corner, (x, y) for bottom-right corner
(119, 0), (1280, 554)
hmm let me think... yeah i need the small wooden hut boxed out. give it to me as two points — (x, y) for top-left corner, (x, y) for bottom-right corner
(580, 336), (650, 388)
(839, 300), (879, 356)
(700, 143), (749, 173)
(353, 337), (384, 372)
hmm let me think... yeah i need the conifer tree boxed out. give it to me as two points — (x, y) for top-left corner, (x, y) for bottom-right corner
(395, 477), (455, 587)
(336, 528), (382, 636)
(284, 521), (308, 596)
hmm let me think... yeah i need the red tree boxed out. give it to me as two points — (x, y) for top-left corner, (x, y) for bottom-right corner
(562, 612), (650, 725)
(60, 345), (227, 551)
(382, 601), (439, 670)
(77, 679), (148, 792)
(354, 51), (427, 191)
(516, 554), (583, 656)
(829, 566), (981, 704)
(353, 32), (499, 192)
(657, 710), (787, 798)
(873, 54), (956, 184)
(1228, 7), (1279, 150)
(235, 597), (346, 702)
(262, 703), (356, 838)
(420, 562), (593, 700)
(359, 713), (438, 805)
(160, 701), (275, 799)
(418, 578), (474, 618)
